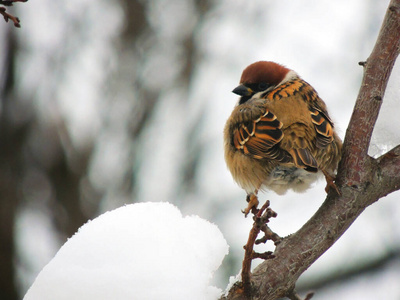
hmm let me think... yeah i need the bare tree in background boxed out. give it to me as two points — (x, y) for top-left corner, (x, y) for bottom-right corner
(0, 12), (101, 300)
(0, 27), (25, 300)
(0, 1), (213, 299)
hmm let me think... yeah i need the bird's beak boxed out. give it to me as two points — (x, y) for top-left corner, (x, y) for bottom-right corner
(232, 84), (253, 96)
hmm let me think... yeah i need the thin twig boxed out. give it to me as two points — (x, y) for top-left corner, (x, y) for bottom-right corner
(0, 0), (27, 6)
(241, 200), (278, 296)
(0, 7), (20, 27)
(241, 219), (261, 295)
(0, 0), (27, 27)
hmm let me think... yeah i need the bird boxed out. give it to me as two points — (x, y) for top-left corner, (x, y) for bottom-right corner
(224, 61), (342, 216)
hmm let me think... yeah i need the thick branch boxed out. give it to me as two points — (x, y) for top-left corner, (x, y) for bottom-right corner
(338, 1), (400, 189)
(222, 1), (400, 299)
(376, 144), (400, 196)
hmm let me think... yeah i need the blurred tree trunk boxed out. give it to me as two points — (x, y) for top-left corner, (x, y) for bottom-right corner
(47, 125), (97, 240)
(0, 28), (26, 300)
(115, 0), (213, 203)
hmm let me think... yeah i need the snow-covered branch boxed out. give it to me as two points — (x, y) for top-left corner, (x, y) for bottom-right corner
(222, 0), (400, 299)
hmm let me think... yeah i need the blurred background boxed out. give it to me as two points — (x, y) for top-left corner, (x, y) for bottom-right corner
(1, 0), (400, 299)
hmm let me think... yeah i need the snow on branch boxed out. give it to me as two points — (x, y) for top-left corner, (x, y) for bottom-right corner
(222, 0), (400, 299)
(0, 0), (27, 28)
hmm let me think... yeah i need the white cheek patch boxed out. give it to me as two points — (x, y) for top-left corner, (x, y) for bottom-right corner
(252, 91), (268, 99)
(279, 70), (299, 86)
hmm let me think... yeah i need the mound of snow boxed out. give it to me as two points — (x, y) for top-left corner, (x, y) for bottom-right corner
(24, 202), (229, 300)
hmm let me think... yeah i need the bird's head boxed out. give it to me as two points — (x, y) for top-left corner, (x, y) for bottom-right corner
(232, 61), (297, 104)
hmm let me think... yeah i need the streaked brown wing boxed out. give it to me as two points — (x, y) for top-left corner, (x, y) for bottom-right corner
(309, 105), (334, 148)
(281, 122), (319, 172)
(288, 148), (318, 172)
(233, 110), (291, 162)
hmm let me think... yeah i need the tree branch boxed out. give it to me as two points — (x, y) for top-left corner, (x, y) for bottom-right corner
(0, 0), (27, 28)
(222, 1), (400, 299)
(376, 144), (400, 196)
(241, 201), (278, 296)
(297, 248), (400, 293)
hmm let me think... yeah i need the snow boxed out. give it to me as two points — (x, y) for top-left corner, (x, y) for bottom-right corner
(369, 56), (400, 157)
(23, 202), (229, 300)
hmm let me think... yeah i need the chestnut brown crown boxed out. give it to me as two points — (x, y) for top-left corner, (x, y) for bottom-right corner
(239, 61), (290, 85)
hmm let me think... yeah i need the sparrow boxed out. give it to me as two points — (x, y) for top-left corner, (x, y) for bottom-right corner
(224, 61), (342, 215)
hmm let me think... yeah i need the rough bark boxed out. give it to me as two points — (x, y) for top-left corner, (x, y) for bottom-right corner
(222, 0), (400, 299)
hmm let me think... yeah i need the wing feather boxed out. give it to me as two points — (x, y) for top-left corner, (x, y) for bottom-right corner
(232, 110), (291, 162)
(309, 106), (334, 148)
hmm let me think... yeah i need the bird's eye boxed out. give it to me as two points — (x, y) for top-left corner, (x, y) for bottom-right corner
(258, 82), (268, 90)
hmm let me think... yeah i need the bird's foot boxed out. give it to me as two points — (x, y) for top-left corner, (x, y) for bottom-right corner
(322, 170), (341, 195)
(242, 194), (259, 217)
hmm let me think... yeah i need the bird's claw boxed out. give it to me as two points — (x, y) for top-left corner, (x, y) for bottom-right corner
(323, 171), (341, 196)
(242, 194), (259, 217)
(325, 180), (340, 195)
